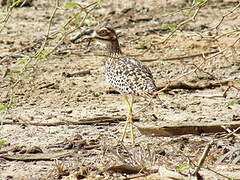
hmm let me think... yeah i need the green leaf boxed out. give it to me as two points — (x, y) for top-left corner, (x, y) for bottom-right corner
(227, 100), (238, 106)
(194, 0), (206, 3)
(73, 12), (83, 24)
(161, 24), (177, 30)
(36, 48), (50, 60)
(177, 163), (191, 171)
(0, 104), (7, 111)
(0, 140), (6, 147)
(17, 57), (30, 64)
(7, 73), (16, 77)
(97, 0), (103, 6)
(65, 2), (78, 8)
(12, 0), (22, 6)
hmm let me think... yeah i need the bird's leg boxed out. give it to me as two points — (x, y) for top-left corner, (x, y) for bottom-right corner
(120, 96), (130, 142)
(128, 95), (134, 143)
(120, 95), (134, 143)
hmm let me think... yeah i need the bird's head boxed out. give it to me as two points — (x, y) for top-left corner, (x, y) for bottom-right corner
(91, 26), (118, 42)
(84, 26), (122, 55)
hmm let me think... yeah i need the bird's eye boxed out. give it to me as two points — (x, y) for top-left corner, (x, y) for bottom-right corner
(99, 29), (108, 36)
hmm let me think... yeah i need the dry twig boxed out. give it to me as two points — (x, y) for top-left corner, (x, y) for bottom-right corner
(0, 150), (74, 161)
(192, 141), (213, 176)
(212, 2), (240, 30)
(140, 50), (219, 62)
(2, 116), (137, 126)
(162, 0), (207, 43)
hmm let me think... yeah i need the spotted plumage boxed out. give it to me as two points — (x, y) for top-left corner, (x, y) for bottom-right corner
(105, 56), (157, 97)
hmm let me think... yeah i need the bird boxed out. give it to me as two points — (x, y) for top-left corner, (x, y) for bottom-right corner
(87, 26), (158, 143)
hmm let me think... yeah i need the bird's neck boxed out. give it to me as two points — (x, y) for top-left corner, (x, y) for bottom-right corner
(106, 40), (123, 56)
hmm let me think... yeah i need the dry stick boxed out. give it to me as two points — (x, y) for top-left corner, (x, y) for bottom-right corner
(82, 1), (98, 9)
(45, 3), (98, 57)
(36, 0), (60, 57)
(50, 1), (98, 37)
(2, 116), (130, 126)
(166, 140), (228, 179)
(165, 143), (197, 177)
(223, 84), (232, 98)
(62, 70), (91, 77)
(192, 63), (217, 79)
(204, 166), (234, 179)
(162, 0), (207, 43)
(45, 5), (83, 40)
(160, 57), (206, 89)
(222, 80), (240, 97)
(0, 77), (22, 126)
(94, 50), (219, 62)
(192, 141), (213, 176)
(212, 2), (240, 30)
(214, 29), (240, 40)
(193, 28), (240, 41)
(0, 2), (15, 33)
(140, 50), (219, 62)
(205, 35), (240, 61)
(0, 0), (60, 126)
(161, 35), (240, 92)
(0, 150), (75, 161)
(200, 36), (240, 93)
(160, 3), (200, 18)
(221, 126), (240, 139)
(232, 82), (240, 91)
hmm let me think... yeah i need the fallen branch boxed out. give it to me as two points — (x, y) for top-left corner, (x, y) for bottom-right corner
(221, 126), (240, 139)
(107, 164), (142, 174)
(140, 50), (219, 62)
(92, 50), (219, 62)
(137, 122), (240, 137)
(38, 83), (55, 89)
(62, 70), (91, 77)
(2, 116), (137, 126)
(0, 150), (74, 161)
(157, 79), (232, 91)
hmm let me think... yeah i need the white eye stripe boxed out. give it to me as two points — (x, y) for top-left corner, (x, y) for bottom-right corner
(92, 31), (98, 37)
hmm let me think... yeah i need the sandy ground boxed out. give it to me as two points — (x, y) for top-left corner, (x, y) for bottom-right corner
(1, 0), (240, 179)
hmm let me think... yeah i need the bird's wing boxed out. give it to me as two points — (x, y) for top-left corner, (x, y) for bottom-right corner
(120, 57), (153, 78)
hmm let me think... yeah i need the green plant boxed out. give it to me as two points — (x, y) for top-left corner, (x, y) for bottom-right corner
(0, 140), (6, 147)
(0, 104), (7, 111)
(177, 163), (192, 172)
(161, 24), (177, 31)
(227, 100), (239, 107)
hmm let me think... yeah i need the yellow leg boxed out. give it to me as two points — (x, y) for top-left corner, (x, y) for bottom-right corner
(129, 95), (134, 143)
(120, 95), (134, 143)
